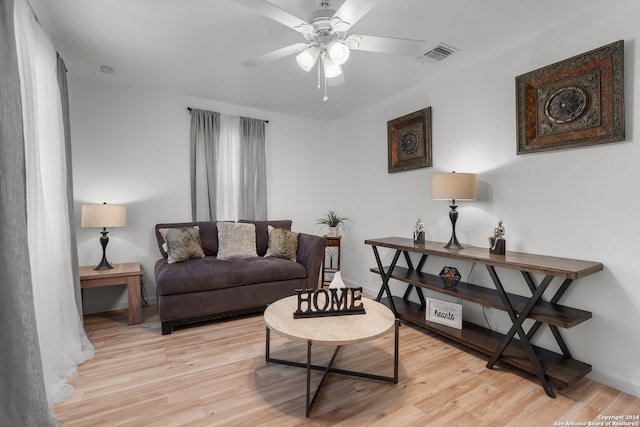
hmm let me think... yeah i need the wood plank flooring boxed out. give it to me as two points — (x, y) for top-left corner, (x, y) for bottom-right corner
(52, 306), (640, 426)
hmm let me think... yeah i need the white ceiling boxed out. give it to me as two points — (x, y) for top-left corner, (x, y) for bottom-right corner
(29, 0), (609, 121)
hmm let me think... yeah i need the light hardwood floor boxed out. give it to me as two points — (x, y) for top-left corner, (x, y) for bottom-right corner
(52, 306), (640, 426)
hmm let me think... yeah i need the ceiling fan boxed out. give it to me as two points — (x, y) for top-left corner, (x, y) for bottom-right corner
(233, 0), (427, 100)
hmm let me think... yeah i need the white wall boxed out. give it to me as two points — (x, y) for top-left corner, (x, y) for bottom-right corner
(70, 78), (329, 313)
(327, 1), (640, 396)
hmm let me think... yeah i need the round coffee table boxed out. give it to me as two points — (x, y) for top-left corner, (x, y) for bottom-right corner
(264, 295), (399, 417)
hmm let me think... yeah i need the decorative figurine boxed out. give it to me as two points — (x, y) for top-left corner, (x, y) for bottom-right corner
(489, 220), (506, 255)
(439, 266), (461, 287)
(414, 218), (425, 243)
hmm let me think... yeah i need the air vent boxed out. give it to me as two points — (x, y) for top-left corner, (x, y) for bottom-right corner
(415, 43), (459, 64)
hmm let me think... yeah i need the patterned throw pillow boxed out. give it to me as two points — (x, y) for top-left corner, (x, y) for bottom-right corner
(163, 226), (205, 264)
(216, 222), (258, 260)
(265, 226), (298, 261)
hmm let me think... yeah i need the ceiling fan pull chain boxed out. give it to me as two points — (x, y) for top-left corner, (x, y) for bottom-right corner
(323, 74), (329, 102)
(317, 61), (321, 90)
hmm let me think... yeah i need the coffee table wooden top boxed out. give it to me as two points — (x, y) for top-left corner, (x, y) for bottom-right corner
(264, 295), (396, 345)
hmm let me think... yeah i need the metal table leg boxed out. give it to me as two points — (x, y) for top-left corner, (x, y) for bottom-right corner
(373, 246), (401, 315)
(401, 252), (427, 307)
(266, 319), (400, 417)
(521, 272), (574, 358)
(486, 266), (556, 397)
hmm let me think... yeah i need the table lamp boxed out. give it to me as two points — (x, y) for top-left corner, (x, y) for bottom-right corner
(81, 203), (126, 270)
(432, 171), (477, 250)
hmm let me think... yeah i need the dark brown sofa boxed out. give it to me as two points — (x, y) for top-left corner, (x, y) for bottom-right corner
(154, 220), (326, 334)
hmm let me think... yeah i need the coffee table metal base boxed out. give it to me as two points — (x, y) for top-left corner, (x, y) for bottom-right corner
(265, 319), (399, 417)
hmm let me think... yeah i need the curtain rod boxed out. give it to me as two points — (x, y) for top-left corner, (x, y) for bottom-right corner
(187, 107), (269, 123)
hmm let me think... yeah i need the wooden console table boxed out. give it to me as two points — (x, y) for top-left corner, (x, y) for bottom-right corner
(80, 262), (142, 325)
(365, 237), (603, 397)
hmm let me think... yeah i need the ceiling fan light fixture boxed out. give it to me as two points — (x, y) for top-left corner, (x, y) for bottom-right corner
(327, 41), (350, 65)
(296, 46), (320, 72)
(322, 55), (342, 78)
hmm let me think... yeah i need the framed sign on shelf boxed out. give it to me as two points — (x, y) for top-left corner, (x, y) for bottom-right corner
(425, 297), (462, 329)
(516, 40), (624, 154)
(387, 107), (432, 172)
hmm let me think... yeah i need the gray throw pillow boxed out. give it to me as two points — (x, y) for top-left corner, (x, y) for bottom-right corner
(216, 222), (258, 260)
(265, 226), (298, 261)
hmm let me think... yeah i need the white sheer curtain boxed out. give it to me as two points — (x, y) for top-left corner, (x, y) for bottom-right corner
(14, 0), (94, 405)
(218, 114), (241, 220)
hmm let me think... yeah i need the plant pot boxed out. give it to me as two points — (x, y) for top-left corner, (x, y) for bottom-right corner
(327, 227), (339, 237)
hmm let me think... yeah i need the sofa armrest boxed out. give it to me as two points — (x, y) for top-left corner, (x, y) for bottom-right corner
(295, 233), (327, 288)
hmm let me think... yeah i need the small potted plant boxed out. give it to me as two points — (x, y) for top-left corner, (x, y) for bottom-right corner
(316, 210), (350, 237)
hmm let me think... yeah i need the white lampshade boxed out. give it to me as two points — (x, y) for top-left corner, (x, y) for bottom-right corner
(432, 172), (477, 201)
(327, 41), (350, 65)
(296, 46), (320, 72)
(81, 204), (126, 228)
(322, 55), (342, 78)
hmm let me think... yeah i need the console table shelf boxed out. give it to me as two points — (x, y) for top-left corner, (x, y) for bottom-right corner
(381, 296), (591, 389)
(370, 266), (592, 328)
(365, 237), (603, 398)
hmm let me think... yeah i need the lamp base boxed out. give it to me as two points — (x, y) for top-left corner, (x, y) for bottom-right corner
(94, 257), (113, 270)
(443, 202), (465, 250)
(443, 238), (465, 250)
(94, 229), (114, 270)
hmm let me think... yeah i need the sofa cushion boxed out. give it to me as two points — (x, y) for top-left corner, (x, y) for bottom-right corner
(155, 221), (220, 258)
(238, 219), (292, 256)
(216, 222), (258, 260)
(162, 226), (205, 264)
(155, 256), (307, 296)
(265, 226), (298, 261)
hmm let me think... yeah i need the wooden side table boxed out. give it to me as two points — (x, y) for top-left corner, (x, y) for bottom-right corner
(79, 262), (142, 325)
(321, 235), (341, 286)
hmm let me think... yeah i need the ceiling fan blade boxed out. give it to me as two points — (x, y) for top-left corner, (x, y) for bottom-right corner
(349, 34), (427, 57)
(242, 43), (308, 67)
(331, 0), (375, 31)
(327, 73), (345, 87)
(233, 0), (313, 34)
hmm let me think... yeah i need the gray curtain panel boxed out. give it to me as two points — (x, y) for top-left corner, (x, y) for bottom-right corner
(239, 117), (267, 220)
(189, 108), (220, 221)
(56, 52), (83, 318)
(0, 0), (59, 424)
